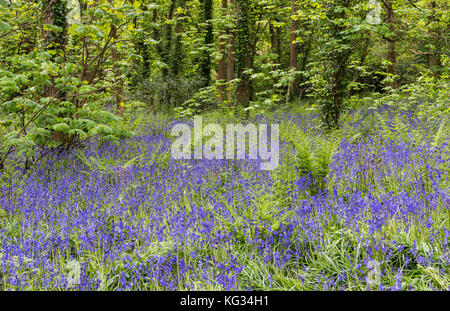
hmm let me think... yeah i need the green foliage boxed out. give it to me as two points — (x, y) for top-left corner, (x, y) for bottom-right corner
(0, 0), (145, 169)
(280, 123), (340, 197)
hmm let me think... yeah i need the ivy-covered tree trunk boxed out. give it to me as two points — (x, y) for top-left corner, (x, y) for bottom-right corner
(43, 0), (68, 51)
(427, 1), (441, 77)
(111, 24), (125, 115)
(164, 1), (175, 79)
(79, 1), (96, 84)
(42, 0), (68, 99)
(234, 0), (251, 107)
(382, 0), (397, 88)
(151, 7), (162, 108)
(107, 0), (125, 115)
(227, 0), (236, 104)
(269, 20), (280, 95)
(321, 0), (352, 129)
(269, 20), (281, 66)
(159, 0), (175, 107)
(199, 0), (213, 88)
(287, 0), (299, 102)
(172, 2), (185, 77)
(137, 3), (150, 80)
(298, 39), (311, 99)
(217, 0), (228, 101)
(42, 0), (71, 143)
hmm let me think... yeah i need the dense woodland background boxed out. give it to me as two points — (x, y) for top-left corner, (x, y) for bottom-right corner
(0, 0), (448, 165)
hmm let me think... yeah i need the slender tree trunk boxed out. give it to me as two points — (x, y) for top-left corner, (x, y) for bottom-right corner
(269, 21), (280, 95)
(234, 0), (251, 107)
(43, 0), (68, 99)
(269, 22), (280, 66)
(428, 1), (440, 77)
(164, 0), (176, 79)
(217, 0), (228, 101)
(287, 0), (299, 102)
(150, 8), (161, 108)
(383, 0), (397, 88)
(298, 39), (311, 98)
(107, 0), (125, 115)
(321, 0), (352, 130)
(43, 0), (70, 143)
(152, 8), (161, 56)
(226, 0), (235, 104)
(160, 0), (175, 107)
(200, 0), (213, 88)
(172, 1), (184, 77)
(138, 3), (150, 79)
(110, 24), (125, 115)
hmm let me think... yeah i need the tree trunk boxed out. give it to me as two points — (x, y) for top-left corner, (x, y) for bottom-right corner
(269, 22), (280, 66)
(164, 0), (176, 79)
(427, 1), (441, 77)
(269, 20), (280, 95)
(107, 0), (125, 115)
(200, 0), (213, 88)
(287, 0), (299, 102)
(172, 1), (184, 76)
(234, 0), (251, 107)
(159, 0), (176, 107)
(43, 0), (71, 143)
(137, 3), (150, 79)
(43, 0), (68, 99)
(226, 0), (236, 104)
(298, 39), (311, 98)
(321, 0), (352, 130)
(110, 24), (125, 115)
(383, 0), (397, 88)
(217, 0), (228, 101)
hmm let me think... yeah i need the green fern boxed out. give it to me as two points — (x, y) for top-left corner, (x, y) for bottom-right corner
(280, 125), (340, 196)
(432, 119), (446, 148)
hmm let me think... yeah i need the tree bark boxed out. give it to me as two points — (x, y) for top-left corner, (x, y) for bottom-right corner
(138, 3), (150, 79)
(43, 0), (71, 143)
(172, 1), (184, 76)
(226, 1), (236, 104)
(106, 0), (125, 115)
(427, 1), (441, 77)
(269, 20), (280, 96)
(234, 0), (251, 107)
(298, 39), (311, 99)
(287, 0), (299, 101)
(110, 24), (125, 115)
(269, 22), (280, 66)
(43, 0), (68, 99)
(199, 0), (213, 88)
(159, 0), (176, 107)
(321, 0), (351, 129)
(163, 0), (176, 79)
(382, 0), (397, 88)
(217, 0), (228, 101)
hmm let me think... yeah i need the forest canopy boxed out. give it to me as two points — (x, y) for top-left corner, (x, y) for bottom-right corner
(0, 0), (448, 168)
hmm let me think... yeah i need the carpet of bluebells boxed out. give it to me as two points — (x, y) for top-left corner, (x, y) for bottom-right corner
(0, 106), (449, 291)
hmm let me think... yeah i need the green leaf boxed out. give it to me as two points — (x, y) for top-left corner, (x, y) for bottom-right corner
(90, 124), (113, 135)
(122, 155), (142, 170)
(43, 24), (63, 33)
(3, 100), (18, 112)
(0, 119), (12, 127)
(0, 21), (11, 32)
(79, 85), (95, 94)
(52, 123), (71, 133)
(68, 24), (89, 37)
